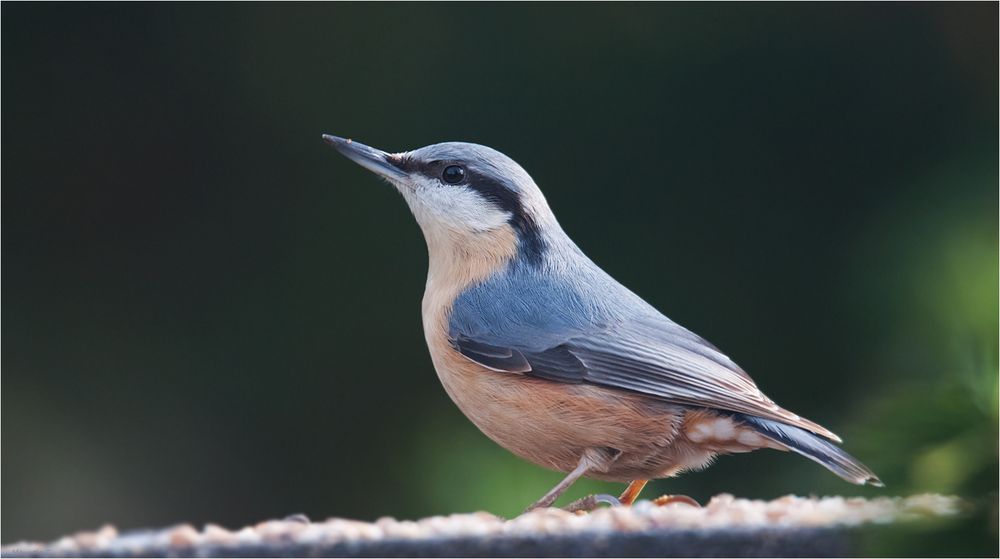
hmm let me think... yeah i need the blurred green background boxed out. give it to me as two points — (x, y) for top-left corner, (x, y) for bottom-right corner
(3, 2), (997, 554)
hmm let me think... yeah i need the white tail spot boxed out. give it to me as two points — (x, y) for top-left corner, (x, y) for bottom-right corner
(686, 422), (714, 442)
(712, 418), (736, 440)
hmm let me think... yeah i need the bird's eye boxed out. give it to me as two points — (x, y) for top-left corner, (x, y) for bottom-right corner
(442, 165), (465, 184)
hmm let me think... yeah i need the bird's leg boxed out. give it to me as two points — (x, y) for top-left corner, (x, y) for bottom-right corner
(618, 479), (649, 506)
(523, 448), (621, 513)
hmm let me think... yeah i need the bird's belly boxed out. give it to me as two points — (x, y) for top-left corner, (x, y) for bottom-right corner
(428, 342), (704, 481)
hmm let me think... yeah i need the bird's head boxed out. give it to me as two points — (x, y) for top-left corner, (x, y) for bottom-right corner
(324, 135), (557, 269)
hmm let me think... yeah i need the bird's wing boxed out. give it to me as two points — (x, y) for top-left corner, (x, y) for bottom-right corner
(452, 312), (841, 443)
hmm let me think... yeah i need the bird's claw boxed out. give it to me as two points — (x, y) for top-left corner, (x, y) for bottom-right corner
(561, 493), (622, 513)
(652, 494), (701, 507)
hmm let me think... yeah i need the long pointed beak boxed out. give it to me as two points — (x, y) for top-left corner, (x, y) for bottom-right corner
(322, 134), (407, 181)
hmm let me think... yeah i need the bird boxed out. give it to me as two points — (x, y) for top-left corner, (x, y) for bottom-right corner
(322, 134), (882, 512)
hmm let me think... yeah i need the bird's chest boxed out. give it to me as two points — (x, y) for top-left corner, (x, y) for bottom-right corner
(419, 282), (576, 470)
(417, 227), (534, 440)
(420, 285), (514, 431)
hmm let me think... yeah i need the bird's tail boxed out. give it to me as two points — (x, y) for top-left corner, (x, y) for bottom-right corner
(737, 414), (884, 487)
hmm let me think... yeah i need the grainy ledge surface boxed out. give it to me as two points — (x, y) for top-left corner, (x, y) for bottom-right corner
(1, 494), (960, 558)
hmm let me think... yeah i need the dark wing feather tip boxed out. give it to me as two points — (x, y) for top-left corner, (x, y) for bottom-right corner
(453, 337), (531, 373)
(738, 414), (881, 486)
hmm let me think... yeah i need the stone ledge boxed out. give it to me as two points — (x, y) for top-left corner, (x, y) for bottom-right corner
(1, 494), (962, 558)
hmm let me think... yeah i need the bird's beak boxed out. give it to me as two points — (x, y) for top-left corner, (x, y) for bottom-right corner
(322, 134), (408, 181)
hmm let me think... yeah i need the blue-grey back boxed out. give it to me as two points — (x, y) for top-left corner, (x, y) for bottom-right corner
(447, 237), (712, 357)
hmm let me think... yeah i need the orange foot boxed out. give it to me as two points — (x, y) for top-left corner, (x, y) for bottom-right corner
(652, 494), (701, 507)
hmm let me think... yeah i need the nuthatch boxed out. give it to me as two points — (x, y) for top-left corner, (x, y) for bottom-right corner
(323, 135), (882, 512)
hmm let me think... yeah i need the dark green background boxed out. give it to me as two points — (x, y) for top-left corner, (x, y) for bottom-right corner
(3, 3), (997, 554)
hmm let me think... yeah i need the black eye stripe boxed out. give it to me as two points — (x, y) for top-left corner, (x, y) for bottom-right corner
(401, 160), (523, 221)
(394, 158), (519, 213)
(463, 170), (519, 214)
